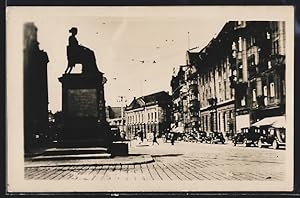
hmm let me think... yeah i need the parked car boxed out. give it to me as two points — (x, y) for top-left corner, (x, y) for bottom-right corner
(257, 126), (286, 149)
(205, 132), (225, 144)
(198, 131), (207, 143)
(232, 127), (260, 147)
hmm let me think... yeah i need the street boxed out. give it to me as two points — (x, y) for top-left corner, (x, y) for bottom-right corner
(25, 140), (286, 181)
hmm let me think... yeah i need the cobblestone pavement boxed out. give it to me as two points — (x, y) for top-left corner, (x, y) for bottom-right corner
(25, 140), (286, 181)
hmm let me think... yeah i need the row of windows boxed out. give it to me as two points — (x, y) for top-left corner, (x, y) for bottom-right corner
(200, 110), (234, 132)
(127, 111), (158, 124)
(240, 82), (276, 107)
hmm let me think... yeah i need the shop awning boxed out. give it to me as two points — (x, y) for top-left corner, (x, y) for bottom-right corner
(252, 116), (286, 128)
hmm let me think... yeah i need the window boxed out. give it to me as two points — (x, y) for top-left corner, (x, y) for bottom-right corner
(155, 112), (157, 121)
(263, 85), (268, 105)
(238, 63), (243, 81)
(266, 32), (271, 39)
(268, 61), (272, 69)
(270, 82), (275, 97)
(241, 96), (246, 106)
(223, 112), (227, 132)
(238, 37), (242, 51)
(248, 54), (255, 66)
(252, 89), (257, 102)
(232, 42), (237, 50)
(263, 85), (268, 96)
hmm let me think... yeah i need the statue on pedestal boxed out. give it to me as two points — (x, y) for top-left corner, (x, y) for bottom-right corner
(65, 27), (100, 75)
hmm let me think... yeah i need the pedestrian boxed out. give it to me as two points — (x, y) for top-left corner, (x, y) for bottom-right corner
(152, 131), (159, 145)
(139, 129), (144, 144)
(171, 132), (176, 145)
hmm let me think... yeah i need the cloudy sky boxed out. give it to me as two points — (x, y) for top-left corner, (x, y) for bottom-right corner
(7, 6), (291, 112)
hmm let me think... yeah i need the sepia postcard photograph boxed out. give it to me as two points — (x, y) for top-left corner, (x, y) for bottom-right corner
(6, 6), (294, 192)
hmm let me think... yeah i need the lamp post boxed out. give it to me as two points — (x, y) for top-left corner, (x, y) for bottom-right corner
(117, 96), (127, 135)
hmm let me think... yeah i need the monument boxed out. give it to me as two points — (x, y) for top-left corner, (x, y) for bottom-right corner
(58, 27), (112, 148)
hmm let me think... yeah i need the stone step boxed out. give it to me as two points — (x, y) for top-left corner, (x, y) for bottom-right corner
(42, 147), (108, 156)
(31, 153), (111, 161)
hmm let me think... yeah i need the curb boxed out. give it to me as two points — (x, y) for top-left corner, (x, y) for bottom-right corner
(25, 154), (154, 168)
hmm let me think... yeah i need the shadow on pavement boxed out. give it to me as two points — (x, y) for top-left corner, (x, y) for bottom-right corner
(151, 153), (183, 158)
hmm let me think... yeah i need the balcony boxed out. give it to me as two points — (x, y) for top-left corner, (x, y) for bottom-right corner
(189, 79), (198, 85)
(208, 97), (217, 107)
(188, 99), (200, 111)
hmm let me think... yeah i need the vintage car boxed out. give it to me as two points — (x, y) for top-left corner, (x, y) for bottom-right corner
(257, 126), (286, 149)
(197, 131), (207, 143)
(252, 116), (286, 149)
(166, 126), (185, 142)
(205, 132), (225, 144)
(232, 127), (260, 147)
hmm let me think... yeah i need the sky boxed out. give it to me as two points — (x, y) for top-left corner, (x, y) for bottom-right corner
(10, 6), (289, 112)
(32, 14), (226, 112)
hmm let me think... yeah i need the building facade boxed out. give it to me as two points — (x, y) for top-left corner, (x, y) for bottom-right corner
(197, 22), (236, 139)
(125, 91), (171, 140)
(24, 22), (49, 153)
(230, 21), (286, 132)
(170, 66), (189, 131)
(169, 21), (286, 140)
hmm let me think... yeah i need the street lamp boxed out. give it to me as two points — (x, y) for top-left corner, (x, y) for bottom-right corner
(117, 96), (127, 134)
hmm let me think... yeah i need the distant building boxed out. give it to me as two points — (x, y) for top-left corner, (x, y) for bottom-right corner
(24, 22), (49, 152)
(125, 91), (172, 140)
(185, 51), (201, 134)
(170, 66), (189, 131)
(106, 106), (125, 132)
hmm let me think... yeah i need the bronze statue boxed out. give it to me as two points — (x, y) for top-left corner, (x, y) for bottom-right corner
(65, 27), (100, 75)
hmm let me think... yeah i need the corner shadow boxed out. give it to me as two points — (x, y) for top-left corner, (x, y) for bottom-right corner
(151, 153), (183, 157)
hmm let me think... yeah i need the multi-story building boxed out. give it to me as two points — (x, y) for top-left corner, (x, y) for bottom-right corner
(231, 21), (286, 131)
(24, 22), (49, 153)
(170, 21), (286, 140)
(125, 91), (171, 140)
(197, 22), (236, 139)
(185, 51), (201, 134)
(170, 66), (189, 131)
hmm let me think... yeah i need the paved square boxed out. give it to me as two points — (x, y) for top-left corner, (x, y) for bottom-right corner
(25, 140), (286, 181)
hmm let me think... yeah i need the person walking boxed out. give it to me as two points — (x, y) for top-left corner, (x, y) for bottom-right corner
(171, 132), (177, 145)
(152, 131), (159, 145)
(139, 129), (144, 144)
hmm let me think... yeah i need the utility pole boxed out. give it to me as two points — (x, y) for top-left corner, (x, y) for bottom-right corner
(187, 32), (190, 50)
(117, 96), (126, 134)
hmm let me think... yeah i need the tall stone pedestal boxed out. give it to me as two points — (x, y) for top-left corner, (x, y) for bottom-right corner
(58, 73), (112, 148)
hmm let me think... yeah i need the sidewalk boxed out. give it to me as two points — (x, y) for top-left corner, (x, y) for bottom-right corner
(25, 140), (154, 168)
